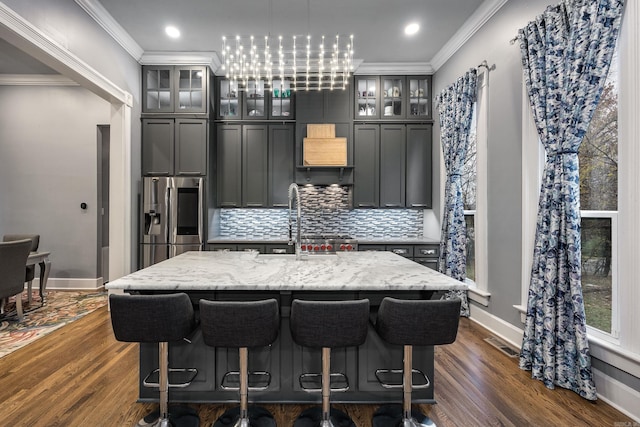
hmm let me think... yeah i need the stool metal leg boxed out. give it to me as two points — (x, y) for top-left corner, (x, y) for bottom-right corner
(373, 345), (435, 427)
(214, 347), (275, 427)
(294, 347), (355, 427)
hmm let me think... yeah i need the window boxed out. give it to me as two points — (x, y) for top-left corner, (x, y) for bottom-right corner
(579, 49), (619, 337)
(461, 69), (488, 298)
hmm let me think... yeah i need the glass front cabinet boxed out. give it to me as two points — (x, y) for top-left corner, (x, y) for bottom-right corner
(143, 65), (209, 114)
(354, 75), (432, 120)
(407, 76), (432, 119)
(355, 76), (378, 118)
(217, 78), (295, 120)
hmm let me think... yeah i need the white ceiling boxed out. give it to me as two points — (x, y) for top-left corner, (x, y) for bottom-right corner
(96, 0), (487, 72)
(0, 0), (495, 75)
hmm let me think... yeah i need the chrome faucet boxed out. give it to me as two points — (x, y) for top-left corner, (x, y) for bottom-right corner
(288, 183), (302, 260)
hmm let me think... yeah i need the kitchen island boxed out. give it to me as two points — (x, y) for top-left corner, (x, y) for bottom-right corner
(106, 251), (466, 404)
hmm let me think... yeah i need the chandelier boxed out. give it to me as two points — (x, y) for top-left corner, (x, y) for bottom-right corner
(221, 34), (354, 91)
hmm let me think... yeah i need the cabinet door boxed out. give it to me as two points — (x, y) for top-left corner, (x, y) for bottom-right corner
(175, 119), (207, 175)
(270, 78), (295, 119)
(324, 87), (352, 122)
(142, 119), (174, 175)
(355, 76), (379, 118)
(242, 125), (268, 207)
(243, 80), (267, 120)
(295, 91), (324, 122)
(380, 125), (406, 208)
(353, 125), (380, 208)
(175, 66), (207, 113)
(217, 124), (242, 207)
(381, 76), (405, 118)
(143, 66), (174, 113)
(407, 76), (432, 119)
(269, 124), (295, 207)
(217, 78), (240, 119)
(406, 124), (433, 208)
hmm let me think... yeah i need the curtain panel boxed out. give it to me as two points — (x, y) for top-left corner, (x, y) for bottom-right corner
(436, 69), (477, 318)
(518, 0), (624, 400)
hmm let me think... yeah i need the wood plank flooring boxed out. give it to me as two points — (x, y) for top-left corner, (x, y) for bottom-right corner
(0, 306), (634, 426)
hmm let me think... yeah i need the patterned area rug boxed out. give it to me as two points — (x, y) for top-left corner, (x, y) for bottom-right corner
(0, 290), (108, 358)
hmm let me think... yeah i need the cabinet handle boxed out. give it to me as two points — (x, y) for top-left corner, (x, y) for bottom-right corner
(411, 204), (428, 208)
(391, 248), (408, 255)
(176, 172), (201, 176)
(384, 204), (401, 207)
(245, 203), (264, 207)
(271, 248), (287, 254)
(358, 203), (377, 208)
(420, 249), (436, 255)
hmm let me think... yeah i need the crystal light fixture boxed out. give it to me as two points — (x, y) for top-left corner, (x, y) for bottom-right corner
(221, 34), (354, 91)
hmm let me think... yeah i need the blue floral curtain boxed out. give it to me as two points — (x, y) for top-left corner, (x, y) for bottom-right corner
(436, 69), (477, 318)
(518, 0), (624, 400)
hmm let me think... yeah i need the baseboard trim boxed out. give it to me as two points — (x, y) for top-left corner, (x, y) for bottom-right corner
(593, 368), (640, 422)
(30, 277), (104, 291)
(469, 304), (524, 350)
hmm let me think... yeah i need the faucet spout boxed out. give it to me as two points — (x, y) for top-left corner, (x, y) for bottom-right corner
(288, 183), (302, 260)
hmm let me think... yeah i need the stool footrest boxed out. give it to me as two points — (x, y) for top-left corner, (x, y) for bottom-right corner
(143, 368), (198, 388)
(221, 370), (272, 391)
(374, 368), (430, 389)
(299, 372), (349, 392)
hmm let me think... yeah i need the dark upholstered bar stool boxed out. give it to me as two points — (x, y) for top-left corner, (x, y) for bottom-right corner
(109, 293), (200, 427)
(199, 298), (279, 427)
(372, 297), (461, 427)
(290, 299), (370, 427)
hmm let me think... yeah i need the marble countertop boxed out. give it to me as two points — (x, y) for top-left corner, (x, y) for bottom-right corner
(106, 251), (466, 292)
(207, 237), (440, 245)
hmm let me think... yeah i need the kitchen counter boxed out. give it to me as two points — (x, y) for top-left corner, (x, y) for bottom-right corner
(106, 250), (465, 405)
(207, 237), (440, 245)
(105, 250), (464, 292)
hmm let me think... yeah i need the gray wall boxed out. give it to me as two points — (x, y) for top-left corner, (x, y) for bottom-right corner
(433, 0), (548, 327)
(0, 85), (110, 278)
(1, 0), (142, 278)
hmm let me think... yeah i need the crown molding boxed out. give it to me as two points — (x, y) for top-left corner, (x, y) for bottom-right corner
(0, 2), (132, 106)
(354, 61), (434, 76)
(74, 0), (144, 61)
(430, 0), (509, 71)
(140, 51), (221, 71)
(0, 74), (78, 86)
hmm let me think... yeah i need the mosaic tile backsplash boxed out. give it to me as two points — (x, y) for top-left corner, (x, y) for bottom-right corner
(214, 186), (424, 239)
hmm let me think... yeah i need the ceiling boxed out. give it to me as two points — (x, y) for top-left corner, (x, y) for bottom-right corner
(1, 0), (489, 75)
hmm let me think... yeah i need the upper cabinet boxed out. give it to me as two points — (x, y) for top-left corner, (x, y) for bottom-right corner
(143, 65), (211, 114)
(216, 77), (295, 120)
(355, 75), (432, 121)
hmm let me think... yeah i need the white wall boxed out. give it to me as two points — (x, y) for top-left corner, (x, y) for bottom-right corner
(0, 85), (110, 280)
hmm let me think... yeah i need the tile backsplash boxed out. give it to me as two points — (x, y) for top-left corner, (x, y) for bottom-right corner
(214, 185), (424, 239)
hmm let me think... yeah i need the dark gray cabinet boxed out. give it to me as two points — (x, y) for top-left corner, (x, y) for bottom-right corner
(380, 124), (406, 207)
(217, 78), (295, 120)
(296, 87), (351, 123)
(217, 124), (294, 207)
(353, 124), (431, 208)
(142, 118), (207, 176)
(353, 124), (379, 207)
(143, 65), (210, 114)
(356, 75), (432, 120)
(269, 125), (295, 207)
(406, 124), (433, 208)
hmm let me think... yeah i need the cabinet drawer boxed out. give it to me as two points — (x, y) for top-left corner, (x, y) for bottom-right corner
(386, 245), (414, 258)
(414, 258), (438, 271)
(236, 244), (266, 253)
(358, 244), (386, 252)
(265, 244), (294, 255)
(414, 244), (439, 258)
(207, 244), (237, 251)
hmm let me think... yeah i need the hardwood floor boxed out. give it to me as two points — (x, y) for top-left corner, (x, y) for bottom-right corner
(0, 306), (633, 426)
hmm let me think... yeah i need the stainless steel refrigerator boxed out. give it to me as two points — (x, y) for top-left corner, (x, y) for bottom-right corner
(141, 176), (204, 268)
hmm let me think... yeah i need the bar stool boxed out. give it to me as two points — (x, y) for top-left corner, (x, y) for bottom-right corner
(290, 299), (370, 427)
(199, 298), (280, 427)
(109, 293), (200, 427)
(372, 297), (461, 427)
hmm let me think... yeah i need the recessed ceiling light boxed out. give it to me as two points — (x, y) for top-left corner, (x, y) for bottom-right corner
(165, 26), (181, 38)
(405, 23), (420, 36)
